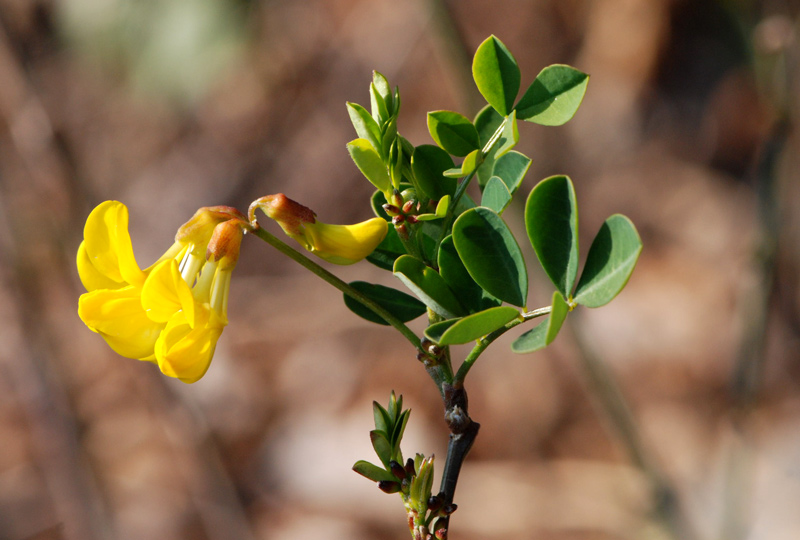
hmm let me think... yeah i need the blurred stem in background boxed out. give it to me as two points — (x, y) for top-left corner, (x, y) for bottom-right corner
(570, 317), (698, 540)
(722, 9), (796, 540)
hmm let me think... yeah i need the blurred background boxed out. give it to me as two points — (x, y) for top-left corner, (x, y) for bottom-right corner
(1, 0), (799, 539)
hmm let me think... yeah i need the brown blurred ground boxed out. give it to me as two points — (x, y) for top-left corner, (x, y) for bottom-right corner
(0, 1), (799, 539)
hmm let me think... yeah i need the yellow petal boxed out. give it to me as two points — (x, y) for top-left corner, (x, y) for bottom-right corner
(304, 217), (388, 265)
(78, 286), (164, 359)
(77, 241), (125, 291)
(140, 260), (195, 325)
(154, 309), (225, 383)
(82, 201), (146, 287)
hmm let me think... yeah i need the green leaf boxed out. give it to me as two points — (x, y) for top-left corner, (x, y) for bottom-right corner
(481, 176), (512, 214)
(373, 401), (391, 434)
(382, 116), (398, 155)
(391, 410), (410, 457)
(343, 281), (427, 325)
(443, 149), (481, 178)
(353, 460), (396, 483)
(474, 104), (504, 186)
(493, 110), (519, 158)
(472, 35), (521, 116)
(366, 225), (405, 271)
(511, 291), (570, 354)
(424, 306), (520, 345)
(427, 111), (480, 157)
(453, 207), (528, 307)
(515, 65), (589, 126)
(511, 318), (548, 353)
(347, 102), (382, 152)
(438, 235), (499, 314)
(370, 430), (393, 468)
(525, 175), (579, 297)
(546, 290), (569, 344)
(435, 196), (450, 217)
(347, 139), (391, 192)
(411, 145), (457, 200)
(373, 71), (393, 116)
(493, 150), (531, 195)
(393, 255), (465, 319)
(370, 82), (390, 125)
(475, 104), (504, 146)
(574, 214), (642, 307)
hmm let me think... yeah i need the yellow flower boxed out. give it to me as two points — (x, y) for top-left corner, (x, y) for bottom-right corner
(77, 201), (246, 383)
(249, 194), (388, 265)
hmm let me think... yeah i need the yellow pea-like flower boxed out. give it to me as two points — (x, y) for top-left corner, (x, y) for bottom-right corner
(302, 218), (388, 265)
(77, 201), (247, 383)
(250, 194), (388, 265)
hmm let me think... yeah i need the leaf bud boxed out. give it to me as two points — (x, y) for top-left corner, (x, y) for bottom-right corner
(406, 215), (419, 224)
(427, 494), (443, 513)
(391, 191), (404, 208)
(405, 457), (416, 478)
(382, 204), (401, 216)
(434, 527), (447, 540)
(392, 215), (405, 225)
(389, 460), (407, 480)
(442, 503), (457, 515)
(402, 200), (416, 214)
(378, 480), (402, 494)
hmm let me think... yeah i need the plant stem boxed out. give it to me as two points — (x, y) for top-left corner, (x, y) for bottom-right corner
(433, 116), (509, 260)
(453, 306), (551, 385)
(436, 384), (480, 535)
(249, 225), (423, 353)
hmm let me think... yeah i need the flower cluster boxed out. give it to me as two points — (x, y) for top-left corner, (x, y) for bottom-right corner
(77, 196), (388, 382)
(77, 201), (248, 383)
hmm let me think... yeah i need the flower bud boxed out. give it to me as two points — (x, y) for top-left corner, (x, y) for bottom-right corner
(383, 204), (401, 216)
(248, 194), (315, 242)
(250, 194), (388, 265)
(402, 200), (415, 214)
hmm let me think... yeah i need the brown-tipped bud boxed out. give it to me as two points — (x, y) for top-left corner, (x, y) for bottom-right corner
(434, 527), (447, 540)
(392, 215), (405, 225)
(406, 215), (419, 224)
(402, 200), (415, 214)
(378, 480), (401, 494)
(427, 343), (442, 357)
(383, 204), (401, 216)
(389, 460), (407, 480)
(427, 495), (443, 513)
(441, 503), (457, 515)
(391, 191), (404, 208)
(405, 458), (416, 478)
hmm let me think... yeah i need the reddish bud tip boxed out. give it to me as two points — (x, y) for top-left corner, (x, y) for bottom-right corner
(402, 200), (415, 214)
(383, 204), (401, 216)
